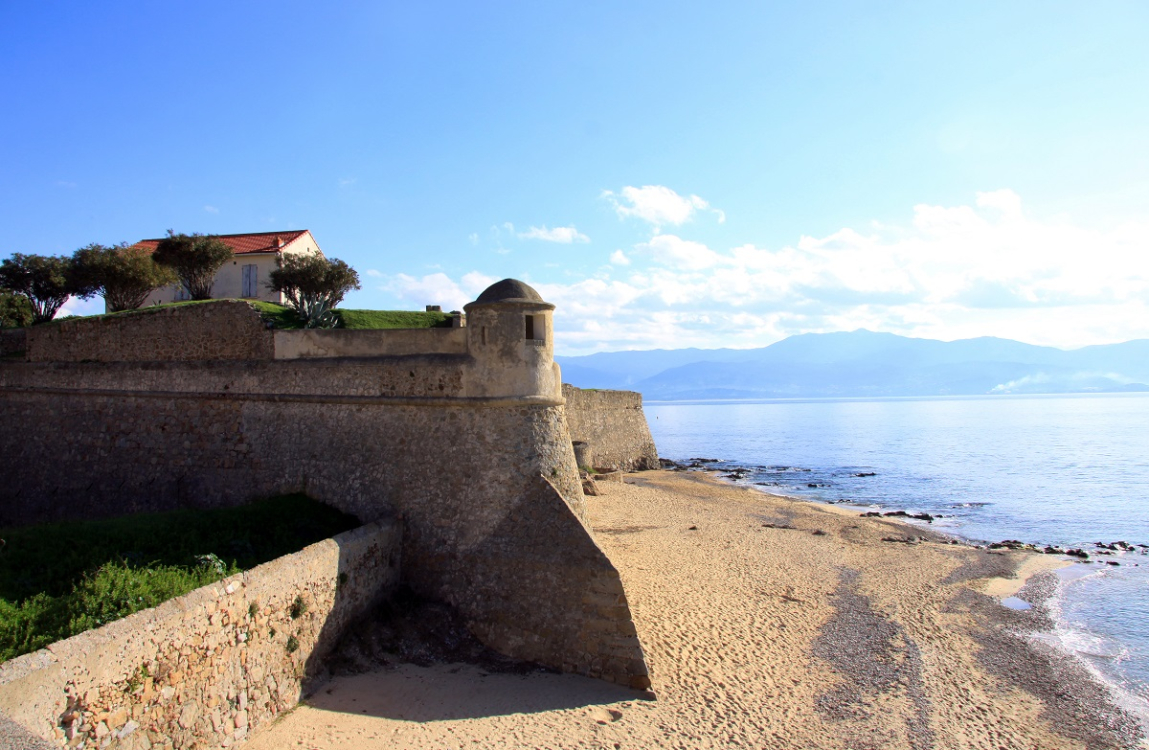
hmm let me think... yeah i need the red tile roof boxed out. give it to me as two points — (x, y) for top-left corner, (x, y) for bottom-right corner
(133, 230), (312, 256)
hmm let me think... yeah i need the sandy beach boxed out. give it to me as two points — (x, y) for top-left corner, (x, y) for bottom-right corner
(245, 470), (1143, 750)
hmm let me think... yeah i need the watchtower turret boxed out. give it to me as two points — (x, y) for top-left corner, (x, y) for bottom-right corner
(463, 279), (561, 401)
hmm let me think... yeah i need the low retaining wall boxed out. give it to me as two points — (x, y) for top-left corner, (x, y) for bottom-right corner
(562, 385), (659, 471)
(0, 521), (400, 749)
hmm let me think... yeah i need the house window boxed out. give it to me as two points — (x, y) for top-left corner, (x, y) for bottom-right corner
(242, 264), (258, 298)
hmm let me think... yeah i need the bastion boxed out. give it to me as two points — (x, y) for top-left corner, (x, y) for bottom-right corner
(0, 281), (656, 746)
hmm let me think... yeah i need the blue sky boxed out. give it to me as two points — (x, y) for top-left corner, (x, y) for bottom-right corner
(3, 1), (1147, 354)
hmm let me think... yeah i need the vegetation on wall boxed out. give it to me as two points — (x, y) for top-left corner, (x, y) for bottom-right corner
(151, 231), (233, 300)
(0, 495), (360, 662)
(72, 242), (177, 312)
(267, 254), (361, 328)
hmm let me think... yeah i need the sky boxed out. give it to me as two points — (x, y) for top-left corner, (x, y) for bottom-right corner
(3, 1), (1147, 355)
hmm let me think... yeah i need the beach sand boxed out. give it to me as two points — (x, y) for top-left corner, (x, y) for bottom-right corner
(245, 470), (1143, 750)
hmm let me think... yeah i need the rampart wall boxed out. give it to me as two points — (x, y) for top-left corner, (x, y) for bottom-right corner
(0, 521), (400, 749)
(26, 302), (275, 363)
(272, 327), (468, 359)
(563, 384), (660, 471)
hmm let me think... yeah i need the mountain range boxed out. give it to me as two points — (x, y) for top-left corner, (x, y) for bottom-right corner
(555, 330), (1149, 401)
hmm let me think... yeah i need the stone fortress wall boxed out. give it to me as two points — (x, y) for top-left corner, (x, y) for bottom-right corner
(0, 281), (657, 745)
(0, 328), (26, 358)
(563, 384), (660, 472)
(0, 521), (400, 749)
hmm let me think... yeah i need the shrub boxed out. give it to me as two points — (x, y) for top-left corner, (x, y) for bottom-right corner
(72, 243), (177, 312)
(151, 231), (233, 300)
(267, 254), (360, 328)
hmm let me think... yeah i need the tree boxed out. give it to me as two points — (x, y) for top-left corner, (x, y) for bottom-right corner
(72, 243), (177, 312)
(268, 254), (360, 328)
(0, 288), (33, 328)
(0, 253), (84, 324)
(151, 231), (233, 300)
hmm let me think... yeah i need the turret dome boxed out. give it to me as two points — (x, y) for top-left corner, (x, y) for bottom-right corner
(474, 279), (546, 305)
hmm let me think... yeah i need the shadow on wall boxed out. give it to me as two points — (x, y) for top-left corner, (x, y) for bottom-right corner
(296, 525), (403, 692)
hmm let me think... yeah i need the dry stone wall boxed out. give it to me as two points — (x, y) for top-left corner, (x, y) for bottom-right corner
(0, 521), (400, 749)
(562, 384), (659, 471)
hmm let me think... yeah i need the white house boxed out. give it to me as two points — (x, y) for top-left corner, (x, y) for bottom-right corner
(133, 230), (323, 308)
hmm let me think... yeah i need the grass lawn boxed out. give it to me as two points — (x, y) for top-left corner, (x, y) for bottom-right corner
(56, 300), (453, 331)
(333, 308), (453, 329)
(0, 495), (359, 662)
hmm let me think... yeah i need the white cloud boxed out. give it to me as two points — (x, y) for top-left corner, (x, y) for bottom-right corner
(365, 269), (383, 278)
(518, 225), (590, 244)
(203, 205), (219, 214)
(381, 271), (499, 312)
(468, 233), (479, 246)
(397, 190), (1149, 353)
(602, 185), (719, 227)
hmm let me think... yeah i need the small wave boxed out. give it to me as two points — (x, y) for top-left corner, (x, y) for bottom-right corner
(1057, 629), (1130, 660)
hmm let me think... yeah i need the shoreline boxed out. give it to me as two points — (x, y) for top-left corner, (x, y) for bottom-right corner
(703, 463), (1149, 731)
(246, 469), (1144, 750)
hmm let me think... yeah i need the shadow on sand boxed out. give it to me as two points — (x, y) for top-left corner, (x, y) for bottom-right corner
(303, 662), (640, 722)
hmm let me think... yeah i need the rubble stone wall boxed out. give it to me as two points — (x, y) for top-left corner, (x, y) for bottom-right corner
(0, 521), (400, 749)
(562, 384), (659, 471)
(0, 328), (25, 358)
(25, 302), (274, 363)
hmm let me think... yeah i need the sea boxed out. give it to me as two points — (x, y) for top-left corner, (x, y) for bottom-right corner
(645, 393), (1149, 724)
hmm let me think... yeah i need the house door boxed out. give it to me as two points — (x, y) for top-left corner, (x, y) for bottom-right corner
(242, 264), (257, 298)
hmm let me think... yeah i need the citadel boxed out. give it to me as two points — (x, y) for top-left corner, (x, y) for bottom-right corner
(0, 279), (659, 748)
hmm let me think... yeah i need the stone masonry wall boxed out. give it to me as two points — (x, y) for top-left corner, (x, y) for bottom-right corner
(0, 328), (25, 358)
(0, 521), (400, 749)
(26, 302), (274, 363)
(562, 384), (659, 471)
(0, 363), (648, 691)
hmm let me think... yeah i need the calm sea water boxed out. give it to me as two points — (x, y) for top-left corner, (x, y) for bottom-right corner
(646, 393), (1149, 718)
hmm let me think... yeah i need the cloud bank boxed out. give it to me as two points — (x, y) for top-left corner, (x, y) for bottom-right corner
(382, 189), (1149, 354)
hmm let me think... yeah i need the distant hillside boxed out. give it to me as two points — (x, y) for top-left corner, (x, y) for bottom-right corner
(555, 331), (1149, 400)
